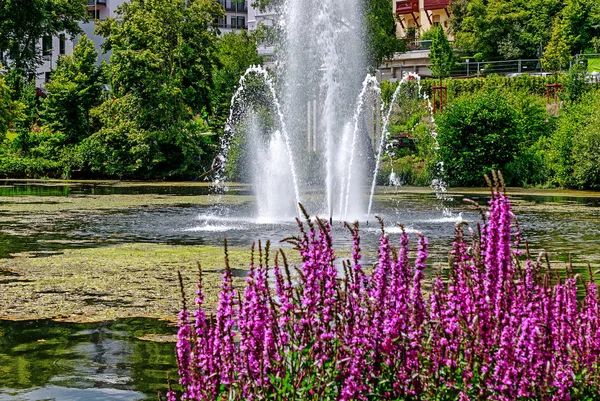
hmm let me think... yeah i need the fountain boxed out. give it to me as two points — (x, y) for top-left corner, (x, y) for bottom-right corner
(214, 0), (449, 223)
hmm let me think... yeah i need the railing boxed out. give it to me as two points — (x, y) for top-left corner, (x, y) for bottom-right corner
(572, 53), (600, 72)
(396, 0), (419, 14)
(217, 24), (248, 30)
(381, 58), (546, 81)
(423, 0), (450, 11)
(87, 0), (106, 6)
(450, 59), (542, 77)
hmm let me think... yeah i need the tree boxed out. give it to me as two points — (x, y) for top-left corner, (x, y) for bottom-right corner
(86, 0), (224, 178)
(96, 0), (224, 129)
(562, 0), (600, 55)
(0, 71), (14, 140)
(541, 20), (571, 75)
(455, 0), (563, 60)
(0, 0), (87, 85)
(365, 0), (406, 68)
(211, 31), (263, 125)
(39, 35), (105, 144)
(429, 26), (455, 83)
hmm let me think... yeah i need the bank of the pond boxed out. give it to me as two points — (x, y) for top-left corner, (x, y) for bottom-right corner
(0, 244), (251, 322)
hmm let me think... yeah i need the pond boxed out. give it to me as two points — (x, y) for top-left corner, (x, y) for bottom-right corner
(0, 318), (176, 401)
(0, 181), (599, 399)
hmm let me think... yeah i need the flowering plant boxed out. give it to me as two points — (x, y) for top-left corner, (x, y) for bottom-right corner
(165, 174), (600, 400)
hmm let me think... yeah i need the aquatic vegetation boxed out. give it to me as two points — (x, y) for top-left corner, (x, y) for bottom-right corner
(169, 176), (599, 400)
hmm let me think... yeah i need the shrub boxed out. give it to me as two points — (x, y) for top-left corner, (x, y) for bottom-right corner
(166, 180), (600, 400)
(436, 91), (521, 186)
(546, 89), (600, 189)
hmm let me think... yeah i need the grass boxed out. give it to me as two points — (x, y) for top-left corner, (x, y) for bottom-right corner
(588, 58), (600, 72)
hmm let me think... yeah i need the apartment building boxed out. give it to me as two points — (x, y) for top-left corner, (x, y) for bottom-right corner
(394, 0), (453, 40)
(216, 0), (249, 33)
(33, 34), (75, 87)
(34, 0), (248, 88)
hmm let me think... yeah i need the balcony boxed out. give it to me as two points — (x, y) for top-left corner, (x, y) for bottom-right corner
(87, 0), (106, 6)
(423, 0), (450, 11)
(396, 0), (419, 14)
(217, 0), (248, 13)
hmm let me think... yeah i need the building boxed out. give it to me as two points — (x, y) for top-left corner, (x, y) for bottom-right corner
(216, 0), (249, 33)
(34, 0), (248, 88)
(394, 0), (453, 40)
(34, 34), (75, 87)
(247, 4), (276, 60)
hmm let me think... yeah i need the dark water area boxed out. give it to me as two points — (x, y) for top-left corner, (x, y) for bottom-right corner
(0, 318), (177, 400)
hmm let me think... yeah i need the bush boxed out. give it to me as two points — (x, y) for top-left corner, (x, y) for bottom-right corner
(0, 153), (61, 178)
(436, 91), (531, 186)
(546, 89), (600, 189)
(166, 187), (600, 400)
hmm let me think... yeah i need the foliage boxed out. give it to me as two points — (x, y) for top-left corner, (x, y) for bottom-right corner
(541, 20), (571, 74)
(455, 0), (563, 60)
(0, 70), (15, 139)
(365, 0), (406, 68)
(429, 26), (456, 81)
(39, 35), (105, 144)
(563, 62), (589, 103)
(166, 188), (600, 400)
(97, 0), (223, 128)
(436, 90), (550, 186)
(83, 0), (224, 179)
(546, 90), (600, 189)
(561, 0), (600, 55)
(210, 31), (263, 126)
(417, 74), (560, 99)
(0, 0), (87, 80)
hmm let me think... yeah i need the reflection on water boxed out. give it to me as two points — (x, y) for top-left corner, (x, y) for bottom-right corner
(0, 318), (177, 400)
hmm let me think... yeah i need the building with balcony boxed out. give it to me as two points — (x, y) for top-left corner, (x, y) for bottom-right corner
(394, 0), (453, 40)
(216, 0), (249, 33)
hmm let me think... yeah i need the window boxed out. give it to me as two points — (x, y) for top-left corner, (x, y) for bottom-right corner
(88, 9), (100, 20)
(432, 15), (441, 26)
(236, 16), (246, 29)
(59, 34), (65, 55)
(42, 36), (52, 56)
(45, 71), (51, 83)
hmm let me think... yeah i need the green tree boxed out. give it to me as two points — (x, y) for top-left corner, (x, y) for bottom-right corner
(211, 31), (262, 125)
(429, 26), (455, 83)
(39, 35), (104, 144)
(0, 71), (14, 140)
(0, 0), (87, 89)
(562, 0), (600, 55)
(455, 0), (563, 60)
(84, 0), (223, 178)
(546, 89), (600, 189)
(97, 0), (223, 129)
(365, 0), (406, 68)
(541, 20), (572, 75)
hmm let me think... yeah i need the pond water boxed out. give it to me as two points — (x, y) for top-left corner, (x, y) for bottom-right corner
(0, 318), (176, 401)
(0, 181), (599, 399)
